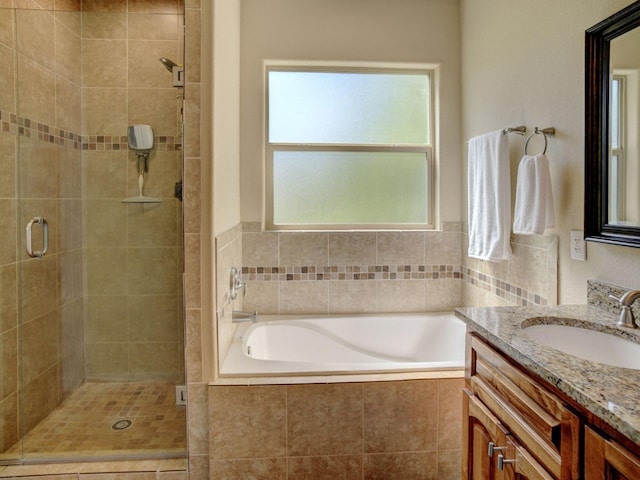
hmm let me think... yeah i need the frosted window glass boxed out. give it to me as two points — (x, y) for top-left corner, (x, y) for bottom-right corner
(269, 71), (429, 145)
(273, 151), (427, 225)
(611, 78), (621, 149)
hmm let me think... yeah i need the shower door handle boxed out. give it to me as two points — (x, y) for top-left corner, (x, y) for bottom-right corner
(26, 216), (49, 258)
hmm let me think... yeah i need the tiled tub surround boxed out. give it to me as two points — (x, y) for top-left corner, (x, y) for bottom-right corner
(208, 378), (464, 480)
(455, 297), (640, 447)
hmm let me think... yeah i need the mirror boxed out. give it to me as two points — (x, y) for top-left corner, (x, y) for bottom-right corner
(127, 124), (154, 151)
(585, 1), (640, 247)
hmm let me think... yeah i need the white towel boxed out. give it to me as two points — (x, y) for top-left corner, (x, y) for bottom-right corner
(513, 153), (555, 234)
(467, 130), (512, 261)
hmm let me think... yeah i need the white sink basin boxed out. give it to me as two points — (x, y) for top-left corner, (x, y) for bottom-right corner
(523, 323), (640, 370)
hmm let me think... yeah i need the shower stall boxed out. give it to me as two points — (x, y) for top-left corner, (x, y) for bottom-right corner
(0, 2), (186, 463)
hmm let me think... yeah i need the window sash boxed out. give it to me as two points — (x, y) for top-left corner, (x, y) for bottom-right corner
(265, 144), (433, 230)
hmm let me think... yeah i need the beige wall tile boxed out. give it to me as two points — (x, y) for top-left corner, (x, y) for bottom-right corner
(287, 383), (363, 456)
(377, 231), (425, 265)
(210, 458), (286, 480)
(438, 378), (464, 450)
(287, 455), (362, 479)
(425, 231), (461, 265)
(364, 380), (438, 453)
(86, 296), (128, 343)
(182, 83), (201, 157)
(128, 13), (179, 40)
(81, 0), (127, 13)
(128, 202), (178, 247)
(437, 449), (462, 480)
(242, 231), (278, 266)
(86, 248), (128, 295)
(243, 281), (279, 315)
(0, 327), (17, 398)
(84, 151), (128, 198)
(209, 385), (286, 459)
(0, 200), (17, 266)
(82, 39), (127, 87)
(328, 280), (377, 314)
(22, 366), (58, 433)
(129, 343), (183, 381)
(82, 87), (127, 136)
(0, 264), (17, 332)
(0, 8), (14, 49)
(55, 11), (81, 35)
(128, 40), (180, 88)
(128, 295), (180, 342)
(128, 88), (179, 137)
(127, 151), (180, 199)
(18, 138), (59, 199)
(376, 280), (425, 312)
(22, 311), (58, 383)
(81, 12), (127, 38)
(127, 247), (178, 295)
(56, 76), (81, 133)
(55, 15), (81, 83)
(86, 199), (128, 247)
(17, 57), (56, 125)
(58, 146), (82, 199)
(85, 343), (128, 380)
(425, 279), (461, 311)
(129, 0), (181, 15)
(328, 232), (377, 265)
(279, 281), (328, 314)
(184, 8), (200, 83)
(0, 391), (18, 452)
(186, 382), (208, 454)
(16, 9), (55, 70)
(279, 232), (328, 266)
(0, 45), (15, 112)
(364, 451), (438, 480)
(20, 255), (58, 323)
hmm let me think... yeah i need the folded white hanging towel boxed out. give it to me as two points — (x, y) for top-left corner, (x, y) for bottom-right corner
(467, 130), (512, 262)
(513, 153), (555, 235)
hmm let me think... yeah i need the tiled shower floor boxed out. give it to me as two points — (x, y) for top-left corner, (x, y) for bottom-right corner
(5, 382), (187, 459)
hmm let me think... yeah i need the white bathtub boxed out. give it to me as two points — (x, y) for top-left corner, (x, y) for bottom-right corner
(218, 312), (466, 384)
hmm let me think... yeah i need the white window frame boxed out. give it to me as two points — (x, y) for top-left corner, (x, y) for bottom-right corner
(263, 61), (436, 231)
(610, 74), (626, 223)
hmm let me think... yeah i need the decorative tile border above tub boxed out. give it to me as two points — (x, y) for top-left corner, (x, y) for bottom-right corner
(242, 264), (462, 281)
(464, 266), (548, 306)
(0, 108), (181, 151)
(241, 264), (547, 306)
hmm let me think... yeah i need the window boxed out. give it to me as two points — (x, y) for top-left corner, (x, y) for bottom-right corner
(265, 64), (434, 230)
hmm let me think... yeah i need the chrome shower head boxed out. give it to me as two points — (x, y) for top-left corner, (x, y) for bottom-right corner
(159, 57), (178, 72)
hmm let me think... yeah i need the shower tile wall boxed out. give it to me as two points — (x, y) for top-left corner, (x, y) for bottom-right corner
(80, 3), (184, 382)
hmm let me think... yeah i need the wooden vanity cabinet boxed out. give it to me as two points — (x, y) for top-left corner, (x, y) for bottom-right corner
(584, 426), (640, 479)
(464, 334), (580, 480)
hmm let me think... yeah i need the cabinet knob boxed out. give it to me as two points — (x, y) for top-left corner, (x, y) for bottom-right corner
(497, 453), (516, 470)
(488, 441), (507, 457)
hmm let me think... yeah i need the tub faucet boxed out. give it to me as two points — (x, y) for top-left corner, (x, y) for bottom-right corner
(232, 310), (258, 323)
(609, 290), (640, 329)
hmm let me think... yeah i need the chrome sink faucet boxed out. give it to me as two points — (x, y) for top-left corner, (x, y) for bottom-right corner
(609, 290), (640, 328)
(232, 310), (258, 323)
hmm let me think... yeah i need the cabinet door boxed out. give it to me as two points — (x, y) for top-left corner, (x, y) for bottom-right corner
(463, 389), (509, 480)
(501, 436), (554, 480)
(585, 426), (640, 480)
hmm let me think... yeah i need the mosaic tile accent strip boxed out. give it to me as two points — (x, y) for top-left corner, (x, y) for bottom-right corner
(463, 266), (548, 306)
(241, 264), (547, 306)
(0, 109), (182, 151)
(241, 264), (462, 281)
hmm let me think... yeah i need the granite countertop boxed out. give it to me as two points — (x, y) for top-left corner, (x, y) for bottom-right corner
(455, 304), (640, 446)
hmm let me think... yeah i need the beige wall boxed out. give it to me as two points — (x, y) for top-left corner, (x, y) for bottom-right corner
(461, 0), (640, 304)
(240, 0), (462, 225)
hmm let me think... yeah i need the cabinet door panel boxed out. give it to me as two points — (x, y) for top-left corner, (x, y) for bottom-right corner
(463, 389), (508, 480)
(585, 426), (640, 480)
(503, 436), (554, 480)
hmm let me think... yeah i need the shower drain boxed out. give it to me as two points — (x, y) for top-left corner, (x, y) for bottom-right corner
(111, 419), (133, 431)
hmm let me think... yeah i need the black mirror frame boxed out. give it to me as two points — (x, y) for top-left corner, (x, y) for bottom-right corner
(585, 0), (640, 248)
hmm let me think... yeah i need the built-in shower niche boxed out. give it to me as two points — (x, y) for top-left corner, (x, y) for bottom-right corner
(1, 3), (186, 463)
